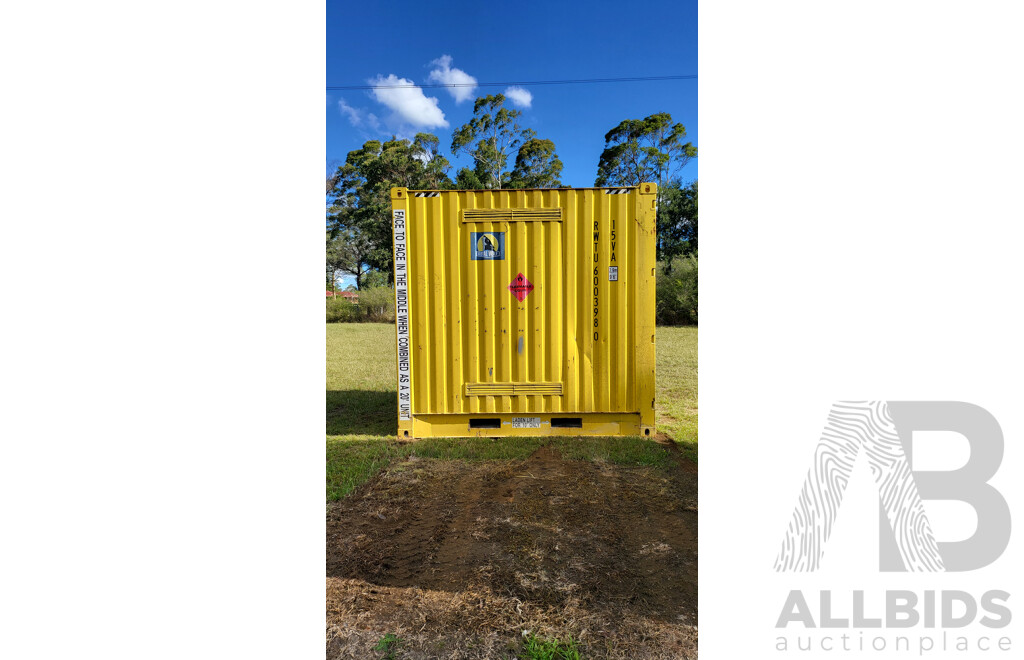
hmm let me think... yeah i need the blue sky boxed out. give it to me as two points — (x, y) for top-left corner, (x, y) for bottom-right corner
(327, 0), (698, 189)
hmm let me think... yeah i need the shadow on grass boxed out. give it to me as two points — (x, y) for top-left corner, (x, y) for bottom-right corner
(676, 440), (698, 464)
(327, 390), (395, 436)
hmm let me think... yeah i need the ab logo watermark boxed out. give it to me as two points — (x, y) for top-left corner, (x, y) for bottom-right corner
(772, 402), (1014, 654)
(775, 401), (1010, 573)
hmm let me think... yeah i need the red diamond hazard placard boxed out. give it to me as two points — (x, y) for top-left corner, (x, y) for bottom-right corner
(508, 273), (534, 302)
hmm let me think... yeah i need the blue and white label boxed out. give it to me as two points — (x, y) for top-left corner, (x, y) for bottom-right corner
(470, 232), (505, 260)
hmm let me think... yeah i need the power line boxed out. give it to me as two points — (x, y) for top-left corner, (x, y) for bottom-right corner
(327, 74), (695, 91)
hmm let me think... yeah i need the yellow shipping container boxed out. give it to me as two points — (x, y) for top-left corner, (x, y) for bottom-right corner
(391, 184), (656, 438)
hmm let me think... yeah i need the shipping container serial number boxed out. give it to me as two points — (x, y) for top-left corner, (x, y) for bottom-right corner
(509, 417), (541, 428)
(592, 217), (617, 341)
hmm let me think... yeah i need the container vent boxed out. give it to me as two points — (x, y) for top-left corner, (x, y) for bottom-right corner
(462, 208), (562, 223)
(465, 382), (563, 397)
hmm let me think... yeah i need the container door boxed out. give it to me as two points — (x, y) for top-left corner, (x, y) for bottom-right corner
(462, 206), (564, 413)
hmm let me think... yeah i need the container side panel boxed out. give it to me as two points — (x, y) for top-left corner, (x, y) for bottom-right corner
(511, 216), (523, 409)
(467, 193), (481, 414)
(606, 191), (615, 411)
(404, 186), (652, 433)
(531, 190), (543, 411)
(622, 196), (630, 411)
(491, 216), (502, 413)
(635, 184), (658, 432)
(499, 207), (513, 414)
(612, 192), (626, 411)
(449, 192), (461, 413)
(544, 193), (554, 411)
(413, 198), (429, 413)
(597, 188), (609, 412)
(548, 194), (563, 412)
(563, 189), (579, 413)
(428, 198), (447, 413)
(583, 190), (595, 412)
(479, 215), (491, 412)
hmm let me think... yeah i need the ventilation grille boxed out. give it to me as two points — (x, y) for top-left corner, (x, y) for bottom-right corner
(465, 382), (563, 397)
(461, 208), (562, 223)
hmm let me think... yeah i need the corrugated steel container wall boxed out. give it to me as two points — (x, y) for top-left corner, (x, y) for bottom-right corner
(391, 185), (656, 438)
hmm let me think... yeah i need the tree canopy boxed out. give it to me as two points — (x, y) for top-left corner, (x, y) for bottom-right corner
(450, 94), (534, 189)
(509, 138), (563, 189)
(326, 228), (373, 291)
(327, 134), (452, 282)
(594, 112), (697, 262)
(658, 179), (698, 268)
(594, 112), (696, 188)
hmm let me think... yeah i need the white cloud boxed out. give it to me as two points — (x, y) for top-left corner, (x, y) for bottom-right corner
(504, 86), (533, 109)
(338, 99), (383, 135)
(368, 74), (448, 129)
(338, 98), (362, 126)
(428, 55), (478, 103)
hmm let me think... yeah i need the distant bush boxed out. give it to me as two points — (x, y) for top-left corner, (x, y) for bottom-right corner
(326, 286), (395, 323)
(656, 256), (697, 326)
(326, 296), (358, 322)
(357, 286), (395, 322)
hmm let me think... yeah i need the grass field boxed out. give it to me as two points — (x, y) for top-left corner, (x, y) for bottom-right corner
(655, 326), (698, 460)
(327, 323), (697, 498)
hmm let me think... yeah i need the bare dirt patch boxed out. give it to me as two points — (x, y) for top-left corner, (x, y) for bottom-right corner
(327, 444), (697, 659)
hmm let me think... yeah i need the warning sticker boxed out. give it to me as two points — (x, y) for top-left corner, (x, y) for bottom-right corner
(508, 273), (534, 302)
(470, 232), (505, 260)
(510, 417), (541, 428)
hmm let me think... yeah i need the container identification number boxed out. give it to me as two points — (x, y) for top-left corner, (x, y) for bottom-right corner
(592, 217), (618, 341)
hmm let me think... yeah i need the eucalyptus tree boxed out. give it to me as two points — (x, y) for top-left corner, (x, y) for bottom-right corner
(451, 94), (535, 189)
(327, 134), (451, 282)
(508, 138), (563, 189)
(594, 112), (697, 262)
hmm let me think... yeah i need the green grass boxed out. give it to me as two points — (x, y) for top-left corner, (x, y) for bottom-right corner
(519, 634), (581, 660)
(408, 436), (546, 461)
(326, 324), (394, 391)
(327, 322), (697, 499)
(373, 633), (403, 659)
(326, 436), (409, 501)
(655, 326), (698, 461)
(551, 436), (675, 469)
(326, 324), (395, 436)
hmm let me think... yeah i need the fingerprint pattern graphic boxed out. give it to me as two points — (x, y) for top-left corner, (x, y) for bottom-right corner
(774, 401), (945, 572)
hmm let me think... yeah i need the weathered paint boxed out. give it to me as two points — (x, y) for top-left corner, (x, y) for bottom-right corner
(392, 185), (657, 438)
